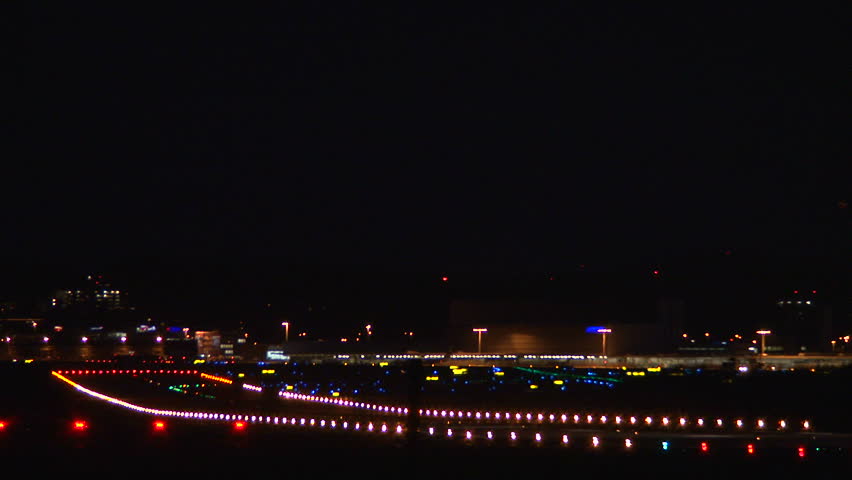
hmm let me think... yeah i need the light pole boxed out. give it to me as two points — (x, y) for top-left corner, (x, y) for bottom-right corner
(472, 328), (487, 353)
(600, 328), (611, 356)
(281, 322), (289, 343)
(756, 330), (771, 356)
(586, 327), (612, 357)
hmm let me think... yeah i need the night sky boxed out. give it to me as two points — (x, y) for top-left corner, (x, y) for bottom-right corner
(5, 5), (850, 324)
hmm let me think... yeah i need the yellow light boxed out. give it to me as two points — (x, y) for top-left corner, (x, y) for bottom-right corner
(193, 359), (205, 364)
(529, 384), (538, 389)
(237, 373), (245, 378)
(332, 392), (340, 397)
(200, 373), (233, 385)
(379, 362), (389, 367)
(24, 359), (34, 364)
(494, 371), (505, 376)
(425, 376), (439, 381)
(553, 380), (564, 385)
(647, 366), (661, 372)
(285, 385), (294, 390)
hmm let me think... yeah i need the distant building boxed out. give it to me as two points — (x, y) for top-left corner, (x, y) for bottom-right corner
(195, 330), (221, 358)
(0, 302), (16, 315)
(51, 274), (129, 312)
(447, 296), (680, 355)
(772, 290), (832, 353)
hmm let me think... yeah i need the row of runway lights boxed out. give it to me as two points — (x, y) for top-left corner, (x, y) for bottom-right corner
(279, 391), (812, 432)
(56, 369), (200, 376)
(53, 370), (814, 432)
(49, 371), (403, 434)
(0, 415), (811, 458)
(37, 372), (815, 458)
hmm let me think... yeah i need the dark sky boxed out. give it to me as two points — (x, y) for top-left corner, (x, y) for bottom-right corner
(6, 4), (850, 275)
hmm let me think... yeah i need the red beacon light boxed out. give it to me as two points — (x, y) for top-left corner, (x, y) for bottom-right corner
(153, 420), (166, 432)
(746, 444), (755, 455)
(700, 442), (709, 453)
(73, 420), (88, 431)
(0, 421), (7, 430)
(234, 421), (246, 431)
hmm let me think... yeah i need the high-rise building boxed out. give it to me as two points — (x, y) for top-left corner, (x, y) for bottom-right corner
(51, 274), (128, 312)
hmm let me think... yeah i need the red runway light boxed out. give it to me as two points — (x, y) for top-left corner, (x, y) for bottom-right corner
(700, 442), (709, 452)
(746, 444), (755, 455)
(797, 446), (806, 458)
(153, 420), (166, 431)
(234, 421), (246, 431)
(73, 420), (88, 431)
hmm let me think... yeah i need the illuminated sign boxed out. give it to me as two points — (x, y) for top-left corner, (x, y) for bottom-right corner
(266, 349), (289, 361)
(585, 326), (611, 334)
